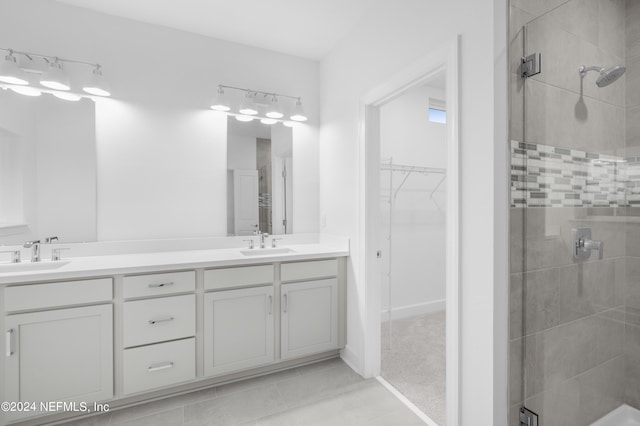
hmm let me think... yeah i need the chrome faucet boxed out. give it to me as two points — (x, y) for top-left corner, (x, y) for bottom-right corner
(23, 240), (41, 262)
(253, 230), (270, 249)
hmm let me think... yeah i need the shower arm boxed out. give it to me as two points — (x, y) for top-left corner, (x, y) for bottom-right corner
(579, 65), (603, 77)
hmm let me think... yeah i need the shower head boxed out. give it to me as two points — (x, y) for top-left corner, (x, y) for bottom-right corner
(596, 65), (626, 87)
(578, 64), (626, 87)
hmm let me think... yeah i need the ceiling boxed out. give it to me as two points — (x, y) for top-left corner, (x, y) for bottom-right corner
(55, 0), (371, 60)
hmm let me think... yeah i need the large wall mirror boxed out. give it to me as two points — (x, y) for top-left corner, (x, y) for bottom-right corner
(0, 90), (96, 245)
(227, 116), (293, 236)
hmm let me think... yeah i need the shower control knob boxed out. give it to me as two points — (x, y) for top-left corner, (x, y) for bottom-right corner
(572, 227), (604, 260)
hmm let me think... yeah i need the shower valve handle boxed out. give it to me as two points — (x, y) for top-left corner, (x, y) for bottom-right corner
(581, 238), (604, 260)
(577, 237), (604, 260)
(573, 228), (604, 260)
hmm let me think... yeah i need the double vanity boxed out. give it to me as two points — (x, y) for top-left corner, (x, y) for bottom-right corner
(0, 236), (348, 425)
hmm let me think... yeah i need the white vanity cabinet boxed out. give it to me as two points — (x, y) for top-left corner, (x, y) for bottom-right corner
(280, 260), (339, 360)
(203, 265), (274, 376)
(0, 252), (346, 426)
(2, 279), (114, 424)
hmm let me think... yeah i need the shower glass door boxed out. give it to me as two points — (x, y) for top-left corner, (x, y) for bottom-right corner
(509, 0), (638, 424)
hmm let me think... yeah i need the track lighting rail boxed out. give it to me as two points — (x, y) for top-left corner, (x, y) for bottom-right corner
(211, 84), (308, 122)
(0, 47), (110, 98)
(0, 48), (101, 68)
(218, 84), (300, 102)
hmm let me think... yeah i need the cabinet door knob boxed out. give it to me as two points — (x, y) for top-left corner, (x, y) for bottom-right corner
(147, 361), (174, 372)
(283, 294), (288, 313)
(148, 317), (174, 325)
(268, 295), (273, 315)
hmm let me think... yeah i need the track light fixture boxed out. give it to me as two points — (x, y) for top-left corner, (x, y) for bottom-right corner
(239, 91), (259, 115)
(210, 86), (231, 111)
(40, 58), (70, 91)
(0, 50), (29, 85)
(83, 65), (110, 97)
(211, 84), (308, 124)
(0, 47), (111, 100)
(265, 95), (284, 119)
(290, 98), (308, 122)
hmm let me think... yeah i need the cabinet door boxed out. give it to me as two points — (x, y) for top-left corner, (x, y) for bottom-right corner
(281, 279), (338, 360)
(3, 304), (113, 422)
(204, 286), (274, 376)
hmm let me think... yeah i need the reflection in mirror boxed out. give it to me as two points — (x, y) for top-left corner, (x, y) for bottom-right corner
(227, 116), (292, 236)
(0, 90), (96, 245)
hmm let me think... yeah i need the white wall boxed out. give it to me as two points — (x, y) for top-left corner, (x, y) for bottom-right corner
(0, 0), (319, 241)
(319, 0), (509, 423)
(380, 84), (447, 317)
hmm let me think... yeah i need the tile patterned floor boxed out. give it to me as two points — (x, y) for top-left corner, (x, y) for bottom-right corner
(381, 311), (446, 425)
(57, 358), (425, 426)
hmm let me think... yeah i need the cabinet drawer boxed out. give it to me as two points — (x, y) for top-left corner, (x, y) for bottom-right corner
(123, 294), (195, 347)
(123, 338), (195, 395)
(204, 265), (273, 290)
(281, 259), (337, 282)
(4, 278), (113, 312)
(123, 271), (195, 299)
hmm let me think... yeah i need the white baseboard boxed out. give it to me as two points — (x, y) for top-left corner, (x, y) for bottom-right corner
(381, 299), (445, 322)
(340, 345), (362, 376)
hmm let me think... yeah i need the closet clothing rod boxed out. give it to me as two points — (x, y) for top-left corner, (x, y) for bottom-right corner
(380, 163), (446, 175)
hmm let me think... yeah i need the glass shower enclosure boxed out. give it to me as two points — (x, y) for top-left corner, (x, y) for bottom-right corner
(509, 0), (639, 424)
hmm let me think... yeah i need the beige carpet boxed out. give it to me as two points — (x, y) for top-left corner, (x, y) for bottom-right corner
(381, 310), (446, 425)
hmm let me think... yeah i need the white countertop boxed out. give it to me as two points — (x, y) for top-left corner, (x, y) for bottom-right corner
(0, 243), (349, 285)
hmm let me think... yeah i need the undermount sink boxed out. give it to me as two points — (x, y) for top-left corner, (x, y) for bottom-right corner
(240, 247), (296, 256)
(0, 259), (71, 273)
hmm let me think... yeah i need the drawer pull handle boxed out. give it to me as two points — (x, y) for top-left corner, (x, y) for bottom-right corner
(148, 317), (174, 325)
(148, 282), (174, 288)
(148, 361), (174, 372)
(6, 329), (14, 357)
(283, 294), (288, 313)
(268, 295), (273, 315)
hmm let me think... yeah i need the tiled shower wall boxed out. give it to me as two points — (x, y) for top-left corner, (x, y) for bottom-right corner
(624, 0), (640, 413)
(508, 0), (637, 424)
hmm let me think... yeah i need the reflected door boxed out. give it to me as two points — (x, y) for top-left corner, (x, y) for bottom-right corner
(233, 169), (259, 236)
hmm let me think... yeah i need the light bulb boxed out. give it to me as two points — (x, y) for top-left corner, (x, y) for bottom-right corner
(261, 118), (278, 125)
(283, 121), (295, 128)
(236, 115), (254, 122)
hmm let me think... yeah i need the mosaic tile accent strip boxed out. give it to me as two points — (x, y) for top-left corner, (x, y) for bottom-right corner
(510, 140), (635, 208)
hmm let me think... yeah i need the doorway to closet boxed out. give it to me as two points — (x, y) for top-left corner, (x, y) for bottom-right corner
(378, 73), (448, 425)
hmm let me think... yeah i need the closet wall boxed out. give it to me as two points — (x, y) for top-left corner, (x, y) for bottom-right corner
(380, 84), (447, 319)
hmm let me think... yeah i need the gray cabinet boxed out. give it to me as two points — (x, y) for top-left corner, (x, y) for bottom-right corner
(281, 278), (338, 360)
(3, 304), (113, 422)
(204, 286), (275, 376)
